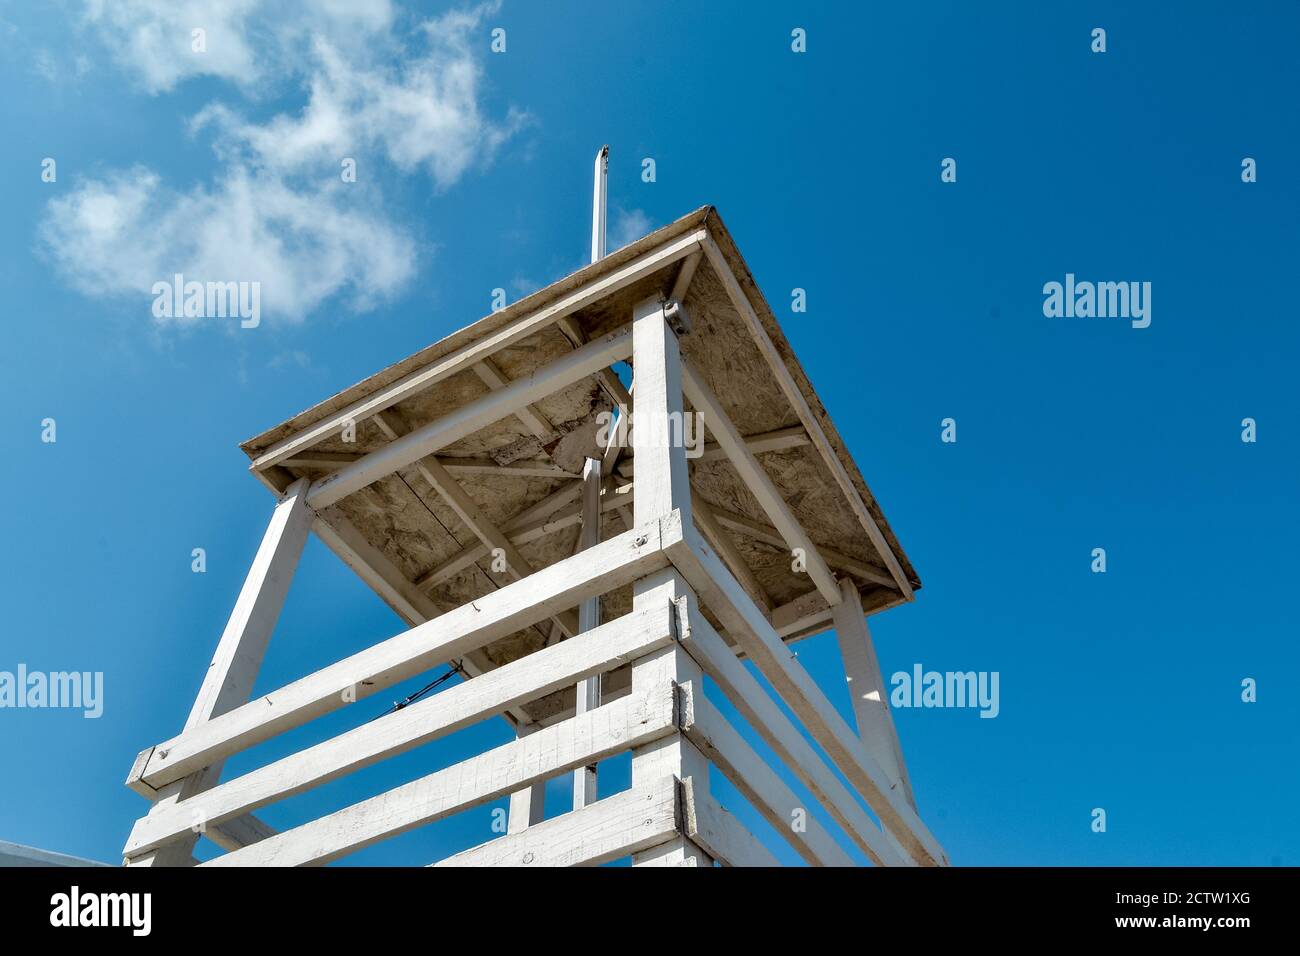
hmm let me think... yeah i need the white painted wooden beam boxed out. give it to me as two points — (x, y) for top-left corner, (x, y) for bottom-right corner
(670, 251), (702, 302)
(631, 298), (691, 530)
(205, 814), (277, 852)
(310, 509), (526, 725)
(437, 776), (680, 867)
(373, 410), (578, 639)
(615, 425), (811, 474)
(307, 328), (632, 509)
(627, 296), (713, 867)
(506, 722), (547, 835)
(189, 479), (315, 722)
(556, 315), (632, 411)
(680, 689), (854, 866)
(699, 233), (914, 599)
(126, 478), (314, 866)
(471, 358), (555, 440)
(679, 776), (780, 867)
(202, 683), (681, 867)
(666, 519), (947, 866)
(591, 145), (608, 262)
(284, 453), (578, 481)
(135, 515), (681, 791)
(771, 588), (832, 638)
(832, 578), (915, 807)
(251, 229), (704, 473)
(414, 481), (631, 590)
(125, 604), (675, 857)
(703, 500), (897, 590)
(572, 456), (602, 810)
(680, 357), (841, 608)
(671, 595), (904, 866)
(692, 495), (771, 618)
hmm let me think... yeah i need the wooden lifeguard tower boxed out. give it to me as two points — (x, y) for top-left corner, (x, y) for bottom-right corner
(121, 199), (947, 867)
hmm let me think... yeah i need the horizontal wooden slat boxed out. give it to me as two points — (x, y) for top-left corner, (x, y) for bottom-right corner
(433, 777), (681, 867)
(206, 814), (277, 852)
(284, 453), (578, 480)
(770, 589), (832, 638)
(125, 604), (676, 857)
(416, 481), (633, 590)
(667, 521), (947, 866)
(672, 596), (904, 866)
(311, 512), (441, 624)
(679, 688), (854, 867)
(203, 683), (682, 867)
(681, 357), (841, 607)
(680, 776), (779, 867)
(132, 514), (682, 790)
(310, 510), (531, 728)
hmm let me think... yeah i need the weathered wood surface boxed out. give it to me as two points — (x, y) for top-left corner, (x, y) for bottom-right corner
(436, 777), (681, 867)
(680, 686), (854, 866)
(125, 605), (674, 857)
(203, 683), (680, 867)
(134, 517), (680, 790)
(250, 229), (705, 472)
(667, 520), (946, 866)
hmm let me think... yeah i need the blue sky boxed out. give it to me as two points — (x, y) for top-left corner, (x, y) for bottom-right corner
(1, 0), (1297, 866)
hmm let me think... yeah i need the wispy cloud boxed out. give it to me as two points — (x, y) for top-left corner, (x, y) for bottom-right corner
(40, 167), (417, 323)
(610, 208), (652, 251)
(79, 0), (397, 95)
(41, 1), (522, 327)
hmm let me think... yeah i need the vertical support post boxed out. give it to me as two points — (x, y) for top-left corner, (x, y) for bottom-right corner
(591, 145), (608, 263)
(507, 723), (546, 834)
(831, 578), (915, 807)
(126, 478), (314, 866)
(572, 456), (602, 810)
(627, 295), (713, 866)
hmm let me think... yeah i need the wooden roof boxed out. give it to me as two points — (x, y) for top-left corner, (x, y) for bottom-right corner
(239, 206), (920, 721)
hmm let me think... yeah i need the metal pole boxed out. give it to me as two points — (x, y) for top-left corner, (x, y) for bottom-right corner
(591, 145), (608, 262)
(572, 455), (602, 810)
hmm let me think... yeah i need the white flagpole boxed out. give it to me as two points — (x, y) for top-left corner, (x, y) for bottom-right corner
(591, 145), (608, 262)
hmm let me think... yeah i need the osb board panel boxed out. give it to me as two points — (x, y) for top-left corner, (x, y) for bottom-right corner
(679, 255), (798, 438)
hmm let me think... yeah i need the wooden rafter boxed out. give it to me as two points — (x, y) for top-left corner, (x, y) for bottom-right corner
(680, 356), (842, 607)
(471, 358), (556, 440)
(699, 232), (914, 598)
(372, 410), (579, 639)
(308, 329), (633, 510)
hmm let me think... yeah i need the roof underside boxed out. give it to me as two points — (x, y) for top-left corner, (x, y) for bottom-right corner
(240, 206), (920, 723)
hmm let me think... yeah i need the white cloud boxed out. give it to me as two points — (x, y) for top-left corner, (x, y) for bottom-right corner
(34, 49), (93, 85)
(42, 1), (521, 327)
(40, 166), (417, 323)
(194, 10), (525, 188)
(79, 0), (401, 95)
(81, 0), (267, 95)
(610, 208), (652, 251)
